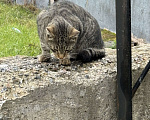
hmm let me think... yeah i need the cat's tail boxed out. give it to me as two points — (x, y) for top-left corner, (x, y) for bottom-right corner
(54, 0), (59, 2)
(78, 48), (105, 62)
(51, 0), (59, 4)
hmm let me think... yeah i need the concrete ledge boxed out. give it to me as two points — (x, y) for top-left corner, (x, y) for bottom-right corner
(1, 77), (117, 119)
(0, 44), (150, 119)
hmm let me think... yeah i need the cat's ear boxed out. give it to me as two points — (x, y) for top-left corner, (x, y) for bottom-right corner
(69, 27), (80, 38)
(46, 25), (55, 36)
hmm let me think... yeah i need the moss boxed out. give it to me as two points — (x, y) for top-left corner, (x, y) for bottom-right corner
(101, 29), (116, 42)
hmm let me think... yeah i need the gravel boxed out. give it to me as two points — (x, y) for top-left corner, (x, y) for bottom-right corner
(0, 43), (150, 108)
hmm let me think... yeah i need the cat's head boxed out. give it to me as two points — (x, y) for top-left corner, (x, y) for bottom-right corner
(46, 22), (80, 59)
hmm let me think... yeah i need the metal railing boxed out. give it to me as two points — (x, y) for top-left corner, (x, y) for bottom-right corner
(116, 0), (150, 120)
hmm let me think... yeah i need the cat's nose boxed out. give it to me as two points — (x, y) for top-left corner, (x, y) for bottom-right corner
(58, 54), (65, 59)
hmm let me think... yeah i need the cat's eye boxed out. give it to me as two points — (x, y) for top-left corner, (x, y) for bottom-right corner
(65, 50), (71, 52)
(47, 34), (54, 39)
(51, 49), (58, 52)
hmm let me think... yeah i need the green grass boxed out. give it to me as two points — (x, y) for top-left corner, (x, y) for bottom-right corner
(0, 2), (117, 58)
(0, 2), (41, 57)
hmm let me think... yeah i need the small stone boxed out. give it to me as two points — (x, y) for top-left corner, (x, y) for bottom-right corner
(18, 74), (23, 77)
(34, 75), (41, 80)
(0, 64), (8, 68)
(85, 75), (90, 79)
(33, 56), (38, 59)
(37, 64), (43, 68)
(66, 66), (71, 71)
(12, 76), (16, 80)
(106, 59), (112, 63)
(13, 67), (19, 72)
(19, 78), (24, 84)
(0, 68), (6, 72)
(50, 66), (59, 72)
(1, 87), (7, 93)
(49, 78), (54, 83)
(24, 73), (29, 77)
(33, 71), (39, 74)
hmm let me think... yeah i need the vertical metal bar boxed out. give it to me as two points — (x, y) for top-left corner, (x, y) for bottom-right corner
(116, 0), (132, 120)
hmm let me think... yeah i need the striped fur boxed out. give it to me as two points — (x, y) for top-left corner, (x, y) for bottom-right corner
(37, 1), (105, 65)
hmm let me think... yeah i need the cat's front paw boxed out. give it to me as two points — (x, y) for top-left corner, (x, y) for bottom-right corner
(38, 54), (51, 62)
(59, 58), (71, 65)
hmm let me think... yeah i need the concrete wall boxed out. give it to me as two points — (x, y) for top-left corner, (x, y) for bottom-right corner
(68, 0), (150, 43)
(68, 0), (116, 36)
(131, 0), (150, 43)
(16, 0), (49, 8)
(1, 70), (150, 119)
(0, 77), (117, 119)
(15, 0), (150, 42)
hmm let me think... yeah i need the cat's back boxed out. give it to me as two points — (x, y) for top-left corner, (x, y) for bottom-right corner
(38, 1), (98, 27)
(53, 1), (94, 19)
(51, 1), (85, 15)
(37, 1), (80, 25)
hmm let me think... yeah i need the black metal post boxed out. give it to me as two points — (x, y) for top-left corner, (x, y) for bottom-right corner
(116, 0), (132, 120)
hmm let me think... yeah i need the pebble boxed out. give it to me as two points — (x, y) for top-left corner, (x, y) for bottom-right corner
(18, 74), (23, 77)
(85, 75), (90, 79)
(34, 75), (41, 80)
(24, 73), (29, 77)
(0, 64), (8, 69)
(49, 78), (54, 83)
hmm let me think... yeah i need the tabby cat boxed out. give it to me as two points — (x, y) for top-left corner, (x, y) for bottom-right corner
(37, 1), (105, 65)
